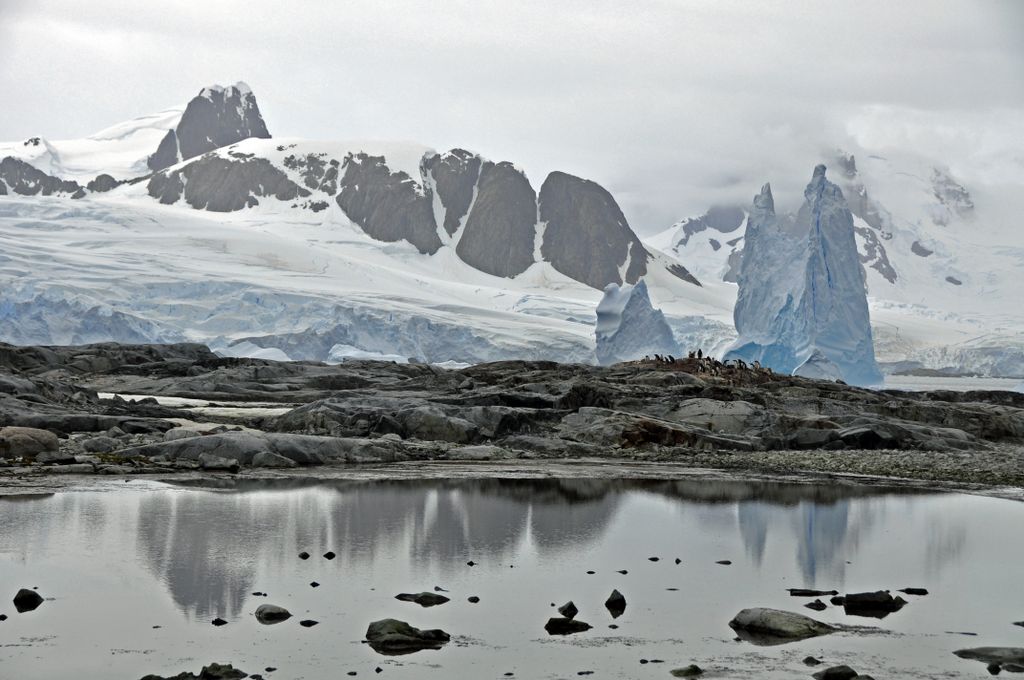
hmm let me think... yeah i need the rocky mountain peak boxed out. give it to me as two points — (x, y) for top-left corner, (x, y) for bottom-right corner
(147, 82), (271, 172)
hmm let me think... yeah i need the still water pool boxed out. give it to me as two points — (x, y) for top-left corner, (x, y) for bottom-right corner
(1, 478), (1022, 679)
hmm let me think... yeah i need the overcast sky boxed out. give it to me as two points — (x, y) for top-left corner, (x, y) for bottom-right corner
(2, 0), (1022, 231)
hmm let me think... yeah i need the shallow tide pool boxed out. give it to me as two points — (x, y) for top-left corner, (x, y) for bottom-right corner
(1, 478), (1022, 679)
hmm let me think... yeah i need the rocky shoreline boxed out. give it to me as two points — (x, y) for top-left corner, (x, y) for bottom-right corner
(2, 341), (1022, 494)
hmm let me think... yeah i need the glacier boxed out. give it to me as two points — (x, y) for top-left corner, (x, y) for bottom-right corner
(595, 280), (681, 365)
(725, 165), (883, 386)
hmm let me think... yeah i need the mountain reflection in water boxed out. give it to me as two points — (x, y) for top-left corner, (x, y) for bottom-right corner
(1, 478), (952, 623)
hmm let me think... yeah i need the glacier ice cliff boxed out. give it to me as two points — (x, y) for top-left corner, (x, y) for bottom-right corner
(595, 280), (680, 365)
(725, 165), (883, 386)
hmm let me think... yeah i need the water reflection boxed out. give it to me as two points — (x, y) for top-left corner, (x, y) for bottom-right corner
(1, 478), (944, 623)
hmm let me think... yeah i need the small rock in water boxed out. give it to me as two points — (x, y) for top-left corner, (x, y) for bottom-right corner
(649, 557), (660, 562)
(395, 592), (450, 607)
(255, 604), (292, 625)
(803, 656), (823, 666)
(675, 558), (682, 565)
(617, 570), (628, 575)
(605, 589), (626, 618)
(899, 587), (928, 596)
(812, 665), (858, 680)
(544, 617), (593, 635)
(842, 591), (907, 618)
(670, 665), (704, 677)
(310, 582), (320, 588)
(433, 586), (448, 592)
(211, 618), (228, 626)
(298, 551), (310, 560)
(375, 668), (382, 674)
(728, 608), (836, 645)
(323, 551), (336, 560)
(586, 570), (596, 575)
(608, 624), (619, 629)
(805, 599), (828, 611)
(251, 591), (266, 597)
(0, 614), (7, 621)
(299, 619), (318, 627)
(13, 588), (44, 613)
(787, 588), (838, 597)
(987, 664), (1001, 675)
(365, 618), (451, 653)
(467, 596), (480, 603)
(558, 601), (579, 619)
(716, 560), (732, 565)
(1014, 621), (1024, 628)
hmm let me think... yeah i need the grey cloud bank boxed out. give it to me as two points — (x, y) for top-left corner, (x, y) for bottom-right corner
(2, 0), (1022, 231)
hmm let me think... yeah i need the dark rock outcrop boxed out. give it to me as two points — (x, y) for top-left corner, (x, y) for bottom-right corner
(87, 173), (122, 193)
(148, 83), (271, 172)
(0, 157), (84, 198)
(539, 171), (649, 289)
(422, 149), (481, 236)
(336, 153), (442, 254)
(456, 161), (537, 277)
(148, 155), (309, 211)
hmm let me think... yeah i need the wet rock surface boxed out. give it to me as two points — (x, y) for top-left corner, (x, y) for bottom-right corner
(728, 608), (836, 645)
(364, 618), (451, 654)
(1, 341), (1023, 487)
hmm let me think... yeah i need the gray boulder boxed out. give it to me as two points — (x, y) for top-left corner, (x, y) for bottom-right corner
(198, 453), (240, 472)
(364, 618), (451, 654)
(251, 451), (298, 468)
(0, 426), (59, 458)
(728, 608), (836, 646)
(254, 604), (292, 624)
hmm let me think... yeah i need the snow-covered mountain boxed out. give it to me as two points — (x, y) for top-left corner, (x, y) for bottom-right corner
(3, 83), (1018, 375)
(651, 151), (1024, 377)
(0, 83), (729, 365)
